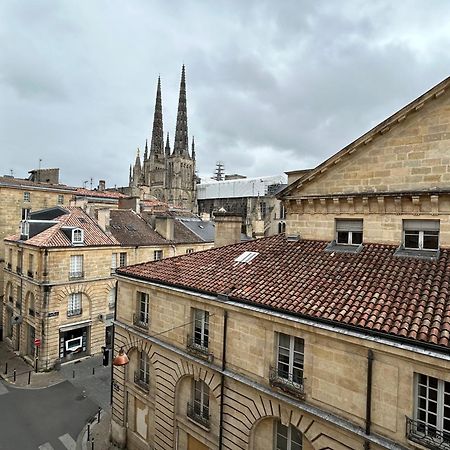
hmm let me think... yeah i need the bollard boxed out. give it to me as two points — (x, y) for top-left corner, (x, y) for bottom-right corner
(97, 407), (101, 423)
(92, 366), (95, 375)
(13, 369), (16, 382)
(91, 438), (94, 450)
(73, 369), (75, 379)
(28, 371), (31, 385)
(87, 423), (90, 442)
(4, 362), (7, 375)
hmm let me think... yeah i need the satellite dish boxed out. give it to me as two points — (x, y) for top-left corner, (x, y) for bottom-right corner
(12, 315), (23, 325)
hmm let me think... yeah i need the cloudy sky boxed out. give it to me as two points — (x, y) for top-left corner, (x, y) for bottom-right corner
(1, 1), (449, 188)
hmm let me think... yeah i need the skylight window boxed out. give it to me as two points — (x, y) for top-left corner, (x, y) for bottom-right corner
(234, 251), (259, 264)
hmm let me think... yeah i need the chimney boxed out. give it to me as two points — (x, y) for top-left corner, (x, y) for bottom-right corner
(118, 196), (140, 214)
(98, 180), (106, 191)
(214, 212), (242, 247)
(97, 208), (110, 232)
(155, 216), (174, 241)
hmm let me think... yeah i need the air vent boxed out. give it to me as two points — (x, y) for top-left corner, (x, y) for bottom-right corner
(286, 235), (301, 242)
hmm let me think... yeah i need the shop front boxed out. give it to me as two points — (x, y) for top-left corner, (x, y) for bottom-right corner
(59, 321), (90, 362)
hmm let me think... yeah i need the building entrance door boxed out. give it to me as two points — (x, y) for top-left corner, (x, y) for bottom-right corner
(187, 434), (209, 450)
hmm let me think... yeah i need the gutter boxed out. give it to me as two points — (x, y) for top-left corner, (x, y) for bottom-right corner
(113, 274), (450, 361)
(114, 320), (409, 450)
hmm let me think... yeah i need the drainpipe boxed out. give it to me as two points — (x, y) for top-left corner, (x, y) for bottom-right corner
(110, 279), (118, 406)
(364, 349), (374, 450)
(219, 310), (228, 450)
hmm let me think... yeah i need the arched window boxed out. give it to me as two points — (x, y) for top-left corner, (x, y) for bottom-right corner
(275, 421), (302, 450)
(188, 380), (210, 428)
(28, 292), (36, 317)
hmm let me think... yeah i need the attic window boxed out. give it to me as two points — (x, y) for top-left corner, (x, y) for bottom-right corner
(234, 251), (259, 264)
(72, 228), (84, 245)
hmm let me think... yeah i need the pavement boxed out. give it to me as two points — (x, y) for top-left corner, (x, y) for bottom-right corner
(0, 341), (119, 450)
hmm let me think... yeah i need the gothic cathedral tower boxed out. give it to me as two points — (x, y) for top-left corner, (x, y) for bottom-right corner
(129, 66), (197, 212)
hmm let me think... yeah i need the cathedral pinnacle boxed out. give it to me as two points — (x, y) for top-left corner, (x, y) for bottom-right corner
(191, 136), (196, 160)
(144, 139), (148, 160)
(165, 132), (171, 156)
(173, 65), (189, 156)
(150, 76), (164, 155)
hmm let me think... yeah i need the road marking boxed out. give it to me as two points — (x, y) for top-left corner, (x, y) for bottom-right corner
(0, 383), (8, 395)
(58, 434), (76, 450)
(38, 443), (54, 450)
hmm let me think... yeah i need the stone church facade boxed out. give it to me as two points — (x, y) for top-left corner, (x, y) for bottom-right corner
(129, 66), (197, 212)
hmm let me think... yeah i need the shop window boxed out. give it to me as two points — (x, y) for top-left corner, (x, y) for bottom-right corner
(406, 373), (450, 448)
(68, 293), (82, 317)
(275, 421), (303, 450)
(187, 380), (210, 429)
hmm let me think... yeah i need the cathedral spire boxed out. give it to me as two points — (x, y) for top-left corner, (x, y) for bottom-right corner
(150, 76), (164, 155)
(165, 132), (171, 156)
(173, 65), (188, 156)
(144, 139), (148, 160)
(191, 136), (196, 160)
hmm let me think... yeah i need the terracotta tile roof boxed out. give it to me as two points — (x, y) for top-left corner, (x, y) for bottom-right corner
(109, 210), (167, 246)
(117, 234), (450, 349)
(75, 188), (127, 199)
(6, 207), (118, 247)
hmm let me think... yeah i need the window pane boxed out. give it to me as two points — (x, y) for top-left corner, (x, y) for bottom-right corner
(351, 231), (363, 245)
(404, 232), (419, 249)
(337, 231), (349, 244)
(423, 233), (439, 250)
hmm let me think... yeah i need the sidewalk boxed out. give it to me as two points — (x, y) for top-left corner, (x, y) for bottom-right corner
(0, 340), (65, 388)
(77, 410), (122, 450)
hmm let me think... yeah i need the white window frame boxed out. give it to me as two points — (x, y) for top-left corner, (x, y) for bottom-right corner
(119, 252), (127, 267)
(192, 379), (209, 420)
(276, 333), (304, 385)
(414, 373), (450, 442)
(335, 219), (363, 245)
(68, 293), (82, 317)
(153, 250), (163, 261)
(275, 421), (303, 450)
(138, 351), (150, 385)
(72, 228), (84, 245)
(186, 248), (194, 254)
(23, 192), (30, 202)
(193, 309), (209, 350)
(137, 292), (149, 325)
(403, 220), (440, 251)
(70, 255), (83, 278)
(57, 194), (64, 204)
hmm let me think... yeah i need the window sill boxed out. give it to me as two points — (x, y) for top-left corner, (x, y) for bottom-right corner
(394, 247), (439, 260)
(325, 241), (363, 254)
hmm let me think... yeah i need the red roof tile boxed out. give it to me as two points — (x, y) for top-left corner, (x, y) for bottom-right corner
(117, 234), (450, 349)
(75, 188), (127, 199)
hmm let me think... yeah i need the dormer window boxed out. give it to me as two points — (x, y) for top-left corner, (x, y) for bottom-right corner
(403, 220), (439, 251)
(20, 221), (30, 240)
(335, 219), (363, 245)
(72, 228), (84, 245)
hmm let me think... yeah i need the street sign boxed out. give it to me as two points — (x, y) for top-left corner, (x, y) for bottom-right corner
(34, 338), (41, 347)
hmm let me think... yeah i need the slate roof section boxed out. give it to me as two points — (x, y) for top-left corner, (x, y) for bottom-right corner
(6, 207), (118, 248)
(117, 234), (450, 349)
(109, 210), (167, 246)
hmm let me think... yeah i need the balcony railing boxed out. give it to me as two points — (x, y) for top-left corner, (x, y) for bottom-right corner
(186, 335), (213, 361)
(27, 270), (34, 278)
(67, 308), (82, 317)
(406, 417), (450, 450)
(133, 313), (149, 329)
(68, 271), (84, 280)
(269, 366), (305, 399)
(187, 402), (210, 429)
(134, 371), (150, 392)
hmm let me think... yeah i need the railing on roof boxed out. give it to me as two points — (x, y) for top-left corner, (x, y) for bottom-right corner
(406, 417), (450, 450)
(269, 366), (305, 400)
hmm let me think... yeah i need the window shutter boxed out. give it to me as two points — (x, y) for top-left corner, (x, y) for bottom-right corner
(403, 220), (439, 231)
(335, 219), (363, 232)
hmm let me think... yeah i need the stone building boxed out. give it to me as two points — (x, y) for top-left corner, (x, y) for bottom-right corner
(197, 175), (288, 238)
(110, 75), (450, 450)
(127, 66), (197, 212)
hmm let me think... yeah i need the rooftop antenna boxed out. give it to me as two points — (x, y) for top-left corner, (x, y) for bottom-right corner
(83, 180), (89, 189)
(10, 169), (13, 177)
(214, 161), (225, 181)
(90, 177), (93, 189)
(38, 158), (42, 182)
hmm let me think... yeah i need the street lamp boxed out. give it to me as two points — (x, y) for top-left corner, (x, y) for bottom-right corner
(112, 347), (129, 366)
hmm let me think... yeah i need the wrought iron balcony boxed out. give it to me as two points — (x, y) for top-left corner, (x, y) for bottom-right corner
(134, 371), (149, 392)
(67, 307), (82, 317)
(68, 271), (84, 280)
(133, 313), (149, 329)
(187, 402), (210, 429)
(186, 334), (213, 362)
(406, 417), (450, 450)
(269, 366), (305, 399)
